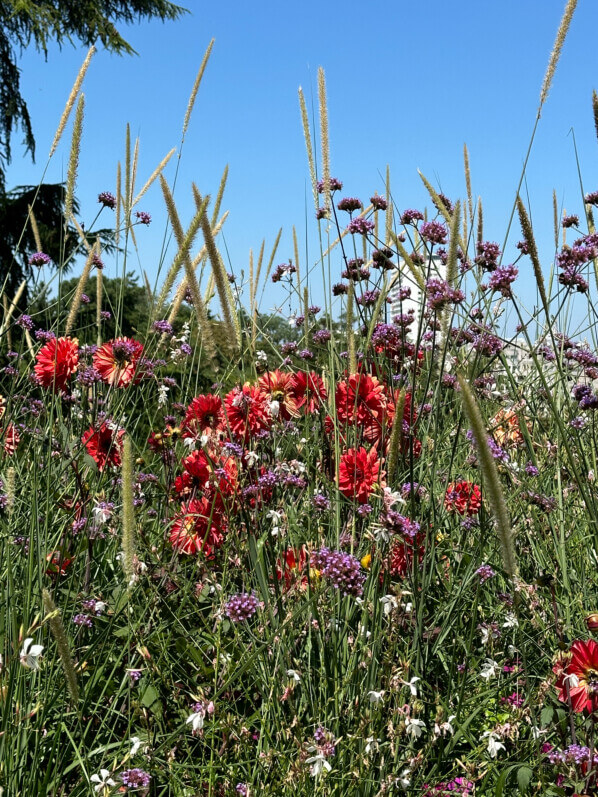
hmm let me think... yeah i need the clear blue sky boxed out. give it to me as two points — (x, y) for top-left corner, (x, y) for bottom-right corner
(6, 0), (598, 323)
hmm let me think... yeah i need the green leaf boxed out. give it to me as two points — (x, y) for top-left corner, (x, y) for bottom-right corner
(517, 766), (533, 791)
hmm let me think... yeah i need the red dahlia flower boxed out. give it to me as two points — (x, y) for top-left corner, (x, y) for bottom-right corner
(335, 373), (387, 438)
(82, 423), (125, 471)
(444, 481), (482, 516)
(258, 370), (300, 420)
(93, 337), (143, 387)
(34, 336), (79, 391)
(291, 371), (327, 414)
(1, 423), (19, 455)
(338, 446), (383, 504)
(169, 497), (226, 558)
(183, 394), (223, 441)
(223, 383), (271, 441)
(556, 639), (598, 713)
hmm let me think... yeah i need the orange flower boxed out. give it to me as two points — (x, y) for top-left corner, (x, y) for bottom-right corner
(93, 337), (143, 388)
(34, 336), (79, 391)
(490, 407), (526, 448)
(223, 383), (271, 441)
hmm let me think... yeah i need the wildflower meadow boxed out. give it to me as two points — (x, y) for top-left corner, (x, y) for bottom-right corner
(4, 2), (598, 794)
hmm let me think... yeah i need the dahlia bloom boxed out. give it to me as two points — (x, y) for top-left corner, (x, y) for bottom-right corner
(335, 373), (387, 440)
(444, 482), (482, 516)
(258, 370), (300, 420)
(490, 407), (526, 448)
(1, 423), (19, 455)
(169, 497), (226, 558)
(93, 337), (143, 387)
(223, 383), (271, 441)
(556, 639), (598, 713)
(183, 394), (223, 440)
(338, 446), (383, 504)
(34, 336), (79, 391)
(82, 423), (125, 471)
(292, 371), (327, 414)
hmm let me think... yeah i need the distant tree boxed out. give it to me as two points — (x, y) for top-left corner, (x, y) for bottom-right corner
(0, 0), (188, 187)
(0, 182), (115, 301)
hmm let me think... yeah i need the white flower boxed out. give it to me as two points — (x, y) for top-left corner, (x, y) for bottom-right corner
(364, 736), (379, 754)
(434, 715), (456, 737)
(405, 677), (420, 697)
(405, 717), (426, 739)
(157, 384), (169, 406)
(479, 626), (492, 646)
(287, 669), (301, 682)
(92, 504), (112, 524)
(367, 690), (384, 705)
(503, 612), (518, 629)
(129, 736), (142, 755)
(256, 350), (268, 363)
(480, 658), (499, 681)
(20, 638), (43, 670)
(379, 595), (398, 615)
(246, 450), (260, 467)
(183, 436), (197, 450)
(482, 731), (505, 758)
(397, 769), (411, 789)
(268, 399), (280, 418)
(90, 769), (116, 793)
(305, 753), (332, 777)
(186, 708), (206, 732)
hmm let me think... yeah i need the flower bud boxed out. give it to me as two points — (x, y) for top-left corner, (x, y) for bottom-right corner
(586, 613), (598, 632)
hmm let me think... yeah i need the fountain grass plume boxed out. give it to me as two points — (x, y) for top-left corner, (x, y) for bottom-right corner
(96, 259), (103, 347)
(132, 147), (175, 207)
(64, 93), (84, 224)
(211, 164), (229, 226)
(464, 144), (473, 226)
(293, 225), (301, 295)
(182, 39), (215, 139)
(27, 205), (42, 252)
(65, 246), (96, 337)
(42, 589), (79, 706)
(121, 435), (136, 589)
(299, 87), (318, 208)
(0, 280), (27, 337)
(346, 281), (356, 374)
(49, 46), (95, 158)
(517, 196), (549, 315)
(386, 388), (406, 486)
(477, 197), (483, 244)
(553, 189), (559, 249)
(385, 165), (393, 245)
(199, 187), (241, 352)
(388, 230), (425, 292)
(457, 373), (518, 581)
(318, 67), (331, 211)
(539, 0), (578, 109)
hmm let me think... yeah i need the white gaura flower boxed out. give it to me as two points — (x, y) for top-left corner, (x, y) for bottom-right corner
(405, 717), (426, 739)
(480, 658), (499, 681)
(364, 736), (380, 754)
(379, 595), (398, 616)
(434, 715), (456, 737)
(287, 669), (301, 682)
(397, 769), (411, 789)
(157, 384), (169, 406)
(503, 612), (518, 628)
(367, 690), (384, 705)
(245, 450), (260, 467)
(268, 399), (280, 419)
(305, 752), (332, 777)
(20, 638), (43, 670)
(482, 730), (505, 758)
(90, 769), (116, 793)
(405, 677), (420, 697)
(129, 736), (142, 755)
(186, 708), (206, 732)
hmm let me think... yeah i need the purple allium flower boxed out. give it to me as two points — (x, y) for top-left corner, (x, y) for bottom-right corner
(317, 177), (343, 193)
(337, 197), (362, 212)
(313, 329), (331, 344)
(475, 564), (496, 584)
(475, 241), (501, 271)
(135, 211), (151, 225)
(73, 613), (93, 627)
(357, 290), (381, 307)
(488, 265), (518, 297)
(311, 548), (366, 597)
(370, 194), (388, 210)
(346, 217), (375, 235)
(120, 768), (151, 788)
(225, 592), (259, 623)
(400, 208), (424, 225)
(425, 278), (464, 311)
(16, 314), (34, 330)
(152, 320), (173, 335)
(312, 493), (331, 511)
(420, 221), (447, 245)
(98, 191), (116, 209)
(28, 252), (51, 267)
(562, 213), (579, 228)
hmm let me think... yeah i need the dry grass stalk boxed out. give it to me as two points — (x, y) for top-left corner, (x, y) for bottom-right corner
(317, 67), (331, 211)
(182, 39), (215, 139)
(298, 87), (318, 207)
(49, 46), (95, 157)
(517, 196), (550, 314)
(27, 206), (42, 252)
(211, 164), (229, 226)
(65, 247), (95, 337)
(464, 144), (474, 225)
(539, 0), (578, 108)
(64, 94), (85, 223)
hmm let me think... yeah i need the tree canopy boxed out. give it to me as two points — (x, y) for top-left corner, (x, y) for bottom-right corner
(0, 0), (188, 186)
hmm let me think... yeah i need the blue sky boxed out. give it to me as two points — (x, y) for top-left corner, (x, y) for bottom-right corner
(6, 0), (598, 323)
